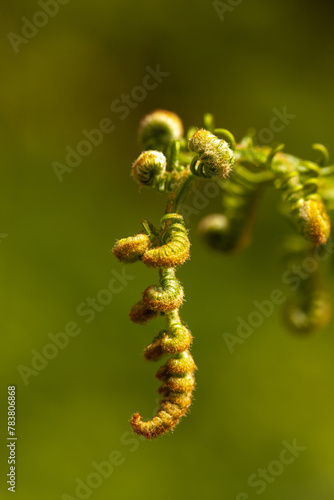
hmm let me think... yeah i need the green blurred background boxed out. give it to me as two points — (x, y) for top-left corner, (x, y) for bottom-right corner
(1, 0), (334, 499)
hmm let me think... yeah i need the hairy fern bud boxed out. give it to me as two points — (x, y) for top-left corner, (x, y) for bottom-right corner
(271, 153), (331, 246)
(132, 151), (167, 187)
(299, 198), (331, 246)
(138, 110), (184, 151)
(129, 300), (158, 325)
(143, 269), (184, 313)
(144, 324), (192, 361)
(142, 214), (190, 268)
(188, 129), (234, 178)
(112, 233), (151, 263)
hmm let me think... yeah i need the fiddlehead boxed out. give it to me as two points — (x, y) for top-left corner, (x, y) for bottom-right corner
(199, 135), (332, 254)
(138, 109), (184, 152)
(128, 221), (195, 439)
(131, 150), (167, 188)
(198, 140), (274, 253)
(131, 310), (196, 439)
(143, 268), (184, 313)
(113, 109), (334, 440)
(281, 236), (332, 333)
(141, 214), (190, 268)
(113, 111), (234, 438)
(284, 273), (331, 333)
(112, 233), (152, 263)
(271, 152), (331, 246)
(198, 168), (268, 253)
(188, 129), (234, 179)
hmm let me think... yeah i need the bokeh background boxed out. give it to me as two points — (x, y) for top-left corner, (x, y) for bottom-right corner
(1, 1), (334, 499)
